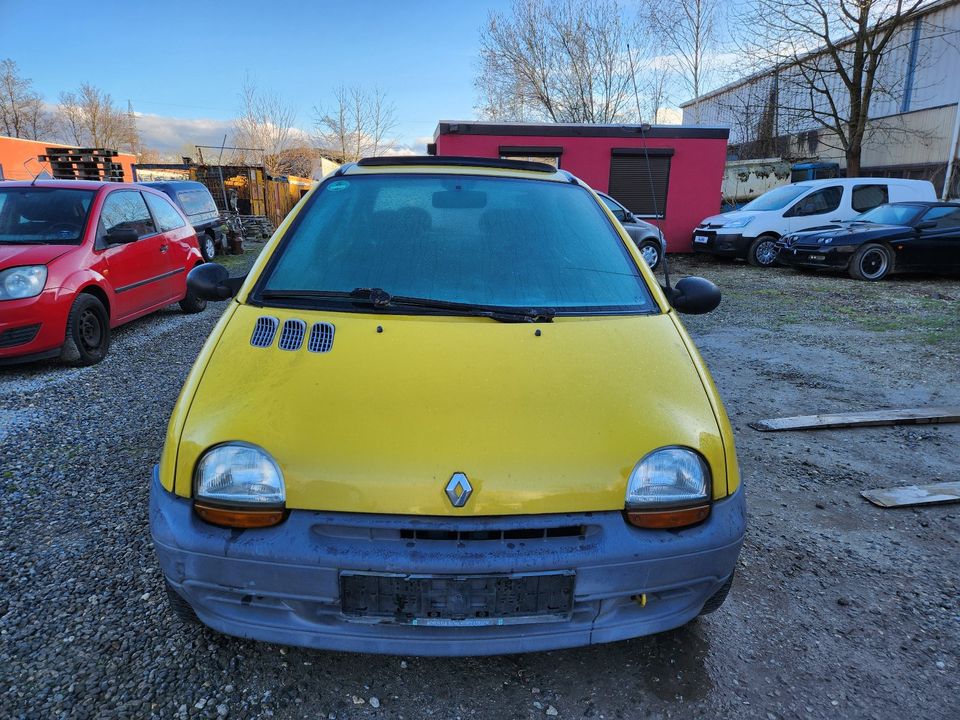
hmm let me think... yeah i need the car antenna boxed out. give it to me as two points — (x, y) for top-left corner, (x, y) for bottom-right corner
(24, 157), (46, 186)
(627, 45), (672, 294)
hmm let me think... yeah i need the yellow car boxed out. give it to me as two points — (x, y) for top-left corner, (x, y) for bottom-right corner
(150, 156), (745, 655)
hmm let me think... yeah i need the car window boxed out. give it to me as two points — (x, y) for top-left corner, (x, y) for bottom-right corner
(97, 190), (156, 241)
(145, 192), (187, 232)
(741, 184), (810, 211)
(260, 174), (656, 314)
(852, 184), (888, 213)
(599, 195), (628, 220)
(176, 189), (218, 217)
(788, 186), (843, 216)
(856, 204), (923, 225)
(920, 205), (960, 230)
(0, 188), (94, 244)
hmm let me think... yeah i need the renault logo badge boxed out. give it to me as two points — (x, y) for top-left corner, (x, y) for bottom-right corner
(445, 472), (472, 508)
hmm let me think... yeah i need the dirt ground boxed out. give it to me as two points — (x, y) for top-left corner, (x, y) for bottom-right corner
(2, 251), (958, 719)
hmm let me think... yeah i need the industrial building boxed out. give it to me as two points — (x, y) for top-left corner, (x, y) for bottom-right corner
(681, 0), (960, 199)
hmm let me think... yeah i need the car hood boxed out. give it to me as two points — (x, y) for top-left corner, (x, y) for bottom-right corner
(790, 222), (912, 245)
(172, 304), (727, 516)
(0, 243), (74, 270)
(700, 211), (758, 227)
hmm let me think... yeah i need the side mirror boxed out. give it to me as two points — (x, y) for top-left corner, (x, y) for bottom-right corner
(106, 227), (138, 244)
(915, 220), (936, 231)
(664, 276), (721, 315)
(187, 263), (245, 300)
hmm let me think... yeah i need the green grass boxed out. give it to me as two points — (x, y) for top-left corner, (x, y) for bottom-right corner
(214, 243), (265, 274)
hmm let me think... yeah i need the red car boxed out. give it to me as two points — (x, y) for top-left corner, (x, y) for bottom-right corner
(0, 180), (207, 366)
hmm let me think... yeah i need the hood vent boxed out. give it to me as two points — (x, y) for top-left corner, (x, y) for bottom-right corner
(308, 322), (335, 353)
(250, 316), (279, 347)
(278, 319), (307, 351)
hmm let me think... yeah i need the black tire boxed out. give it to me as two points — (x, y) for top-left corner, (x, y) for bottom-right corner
(747, 235), (779, 267)
(179, 284), (207, 314)
(164, 580), (200, 625)
(699, 571), (734, 615)
(637, 240), (663, 271)
(61, 294), (110, 366)
(849, 243), (893, 281)
(200, 231), (217, 262)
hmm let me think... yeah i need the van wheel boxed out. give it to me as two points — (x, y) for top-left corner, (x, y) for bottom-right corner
(747, 236), (779, 267)
(637, 240), (662, 270)
(201, 231), (217, 262)
(698, 571), (734, 615)
(61, 294), (110, 366)
(164, 581), (200, 625)
(849, 243), (892, 281)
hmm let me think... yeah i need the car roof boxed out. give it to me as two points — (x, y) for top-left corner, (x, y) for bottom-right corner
(0, 179), (118, 191)
(885, 201), (958, 208)
(139, 180), (210, 192)
(791, 177), (933, 189)
(339, 155), (576, 183)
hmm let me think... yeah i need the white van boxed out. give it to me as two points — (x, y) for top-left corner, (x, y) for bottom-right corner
(692, 178), (937, 266)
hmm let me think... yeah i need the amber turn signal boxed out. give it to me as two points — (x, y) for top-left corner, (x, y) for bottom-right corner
(194, 503), (285, 528)
(624, 504), (710, 529)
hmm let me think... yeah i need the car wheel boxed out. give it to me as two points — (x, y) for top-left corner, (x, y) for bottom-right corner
(637, 240), (662, 270)
(849, 243), (892, 281)
(747, 236), (779, 267)
(164, 580), (200, 625)
(698, 571), (735, 615)
(61, 294), (110, 366)
(179, 283), (208, 314)
(200, 231), (217, 262)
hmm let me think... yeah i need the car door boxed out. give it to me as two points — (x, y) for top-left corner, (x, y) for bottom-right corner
(783, 185), (844, 233)
(96, 189), (169, 320)
(144, 191), (195, 302)
(913, 205), (960, 270)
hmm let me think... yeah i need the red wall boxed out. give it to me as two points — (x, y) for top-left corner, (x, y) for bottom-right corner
(435, 132), (727, 253)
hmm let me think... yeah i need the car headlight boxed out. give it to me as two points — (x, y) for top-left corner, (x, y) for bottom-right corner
(0, 265), (47, 300)
(624, 447), (711, 529)
(721, 216), (754, 229)
(194, 443), (286, 527)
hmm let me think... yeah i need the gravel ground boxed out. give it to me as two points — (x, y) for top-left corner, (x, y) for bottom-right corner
(2, 250), (958, 720)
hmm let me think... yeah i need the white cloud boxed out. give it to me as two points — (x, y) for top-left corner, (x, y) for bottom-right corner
(134, 113), (235, 154)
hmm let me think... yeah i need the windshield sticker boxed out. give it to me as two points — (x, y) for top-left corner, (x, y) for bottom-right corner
(327, 180), (350, 192)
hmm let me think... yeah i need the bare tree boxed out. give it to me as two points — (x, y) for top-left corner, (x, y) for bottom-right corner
(476, 0), (644, 123)
(313, 85), (397, 162)
(736, 0), (935, 176)
(57, 83), (139, 151)
(0, 59), (55, 140)
(232, 76), (301, 174)
(640, 0), (722, 123)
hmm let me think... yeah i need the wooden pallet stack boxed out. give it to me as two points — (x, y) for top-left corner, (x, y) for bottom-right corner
(37, 147), (125, 182)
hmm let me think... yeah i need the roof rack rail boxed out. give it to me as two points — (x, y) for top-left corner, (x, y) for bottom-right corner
(355, 155), (558, 173)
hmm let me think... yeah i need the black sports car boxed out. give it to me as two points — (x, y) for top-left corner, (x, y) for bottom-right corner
(776, 201), (960, 280)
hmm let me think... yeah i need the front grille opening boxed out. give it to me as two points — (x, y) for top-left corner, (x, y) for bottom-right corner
(278, 319), (307, 351)
(250, 316), (279, 347)
(0, 324), (41, 348)
(399, 525), (584, 542)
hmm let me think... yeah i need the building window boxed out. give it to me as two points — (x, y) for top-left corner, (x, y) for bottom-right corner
(852, 184), (889, 213)
(608, 149), (673, 217)
(498, 145), (562, 168)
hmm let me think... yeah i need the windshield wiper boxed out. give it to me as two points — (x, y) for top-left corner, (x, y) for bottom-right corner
(262, 287), (554, 323)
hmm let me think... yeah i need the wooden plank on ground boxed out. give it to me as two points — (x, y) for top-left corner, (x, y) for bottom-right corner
(861, 481), (960, 508)
(749, 407), (960, 432)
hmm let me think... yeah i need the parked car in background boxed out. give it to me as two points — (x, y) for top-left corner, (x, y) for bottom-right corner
(692, 178), (937, 267)
(776, 201), (960, 281)
(0, 180), (206, 366)
(141, 181), (225, 262)
(151, 156), (743, 656)
(596, 191), (665, 269)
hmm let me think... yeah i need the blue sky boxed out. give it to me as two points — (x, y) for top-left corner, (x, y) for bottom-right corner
(0, 0), (513, 152)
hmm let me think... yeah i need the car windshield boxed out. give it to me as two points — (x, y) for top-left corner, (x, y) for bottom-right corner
(176, 189), (218, 216)
(258, 174), (656, 314)
(854, 204), (923, 225)
(0, 187), (95, 244)
(741, 185), (811, 211)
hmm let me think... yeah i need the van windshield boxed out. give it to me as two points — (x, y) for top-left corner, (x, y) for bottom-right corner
(0, 188), (94, 244)
(257, 174), (656, 315)
(741, 185), (810, 212)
